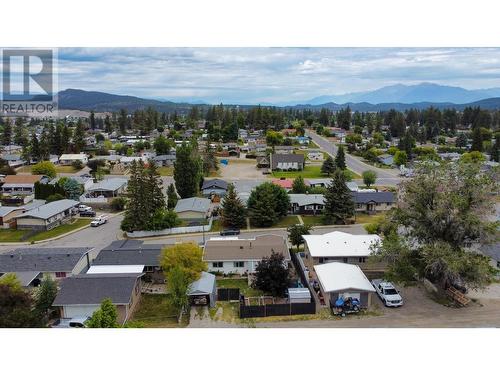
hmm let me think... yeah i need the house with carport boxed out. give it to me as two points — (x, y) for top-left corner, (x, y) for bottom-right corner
(15, 199), (79, 230)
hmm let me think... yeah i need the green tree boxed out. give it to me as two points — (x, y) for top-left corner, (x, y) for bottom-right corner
(455, 132), (468, 148)
(173, 142), (203, 198)
(202, 141), (219, 176)
(32, 161), (57, 178)
(2, 118), (12, 145)
(86, 299), (119, 328)
(0, 278), (40, 328)
(160, 242), (207, 283)
(323, 169), (355, 224)
(460, 151), (486, 164)
(287, 223), (312, 250)
(0, 273), (22, 292)
(362, 170), (377, 187)
(393, 150), (408, 166)
(252, 252), (290, 297)
(166, 266), (190, 315)
(265, 130), (283, 150)
(321, 155), (336, 176)
(34, 276), (57, 317)
(166, 183), (178, 210)
(471, 126), (483, 152)
(220, 184), (246, 228)
(110, 197), (127, 211)
(335, 145), (346, 170)
(153, 135), (173, 155)
(247, 182), (290, 227)
(60, 178), (82, 200)
(376, 161), (498, 290)
(73, 120), (86, 153)
(291, 176), (307, 194)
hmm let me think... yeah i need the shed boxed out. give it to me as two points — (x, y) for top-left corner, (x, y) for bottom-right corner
(188, 271), (217, 307)
(288, 288), (311, 303)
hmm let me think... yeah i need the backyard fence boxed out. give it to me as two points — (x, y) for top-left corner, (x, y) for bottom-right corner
(126, 217), (213, 238)
(239, 295), (316, 319)
(217, 288), (240, 301)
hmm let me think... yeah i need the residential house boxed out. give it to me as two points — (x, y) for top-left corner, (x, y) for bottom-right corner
(52, 273), (142, 324)
(377, 154), (394, 166)
(272, 178), (294, 191)
(289, 194), (324, 215)
(303, 231), (381, 271)
(256, 155), (270, 169)
(91, 240), (165, 283)
(353, 191), (395, 213)
(16, 199), (79, 230)
(0, 247), (97, 287)
(85, 178), (127, 198)
(203, 234), (291, 275)
(0, 199), (45, 228)
(59, 153), (89, 165)
(119, 156), (147, 166)
(270, 153), (305, 171)
(314, 262), (375, 308)
(274, 146), (295, 154)
(152, 154), (176, 167)
(2, 154), (25, 168)
(174, 197), (211, 220)
(201, 179), (229, 198)
(1, 174), (48, 196)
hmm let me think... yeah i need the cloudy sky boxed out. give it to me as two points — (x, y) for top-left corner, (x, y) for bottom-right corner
(57, 48), (500, 104)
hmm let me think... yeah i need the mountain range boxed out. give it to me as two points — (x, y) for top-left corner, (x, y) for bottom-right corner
(57, 84), (500, 114)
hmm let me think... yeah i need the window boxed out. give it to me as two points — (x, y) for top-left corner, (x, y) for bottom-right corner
(358, 257), (366, 263)
(144, 266), (154, 272)
(212, 262), (223, 268)
(233, 261), (244, 268)
(319, 257), (324, 264)
(55, 272), (66, 278)
(342, 258), (348, 263)
(305, 205), (314, 210)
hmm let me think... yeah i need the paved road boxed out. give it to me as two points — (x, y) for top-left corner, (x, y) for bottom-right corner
(306, 129), (402, 185)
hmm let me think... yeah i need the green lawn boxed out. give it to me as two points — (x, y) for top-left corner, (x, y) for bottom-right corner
(300, 215), (325, 226)
(355, 213), (386, 224)
(55, 165), (78, 173)
(210, 219), (222, 232)
(272, 165), (360, 180)
(27, 219), (91, 242)
(128, 294), (180, 328)
(217, 278), (264, 297)
(158, 166), (174, 176)
(0, 229), (30, 242)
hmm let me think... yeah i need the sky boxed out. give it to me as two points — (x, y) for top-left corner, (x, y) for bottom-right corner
(56, 48), (500, 105)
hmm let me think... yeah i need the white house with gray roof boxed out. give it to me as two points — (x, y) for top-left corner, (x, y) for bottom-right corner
(174, 197), (211, 220)
(288, 194), (325, 215)
(16, 199), (79, 230)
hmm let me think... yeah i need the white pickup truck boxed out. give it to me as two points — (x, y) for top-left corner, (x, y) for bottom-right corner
(371, 279), (404, 307)
(91, 215), (108, 227)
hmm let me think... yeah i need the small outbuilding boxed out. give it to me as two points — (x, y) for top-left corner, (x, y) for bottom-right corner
(288, 288), (311, 303)
(188, 271), (217, 308)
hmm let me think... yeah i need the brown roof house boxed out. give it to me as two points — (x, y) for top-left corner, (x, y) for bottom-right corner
(1, 174), (48, 196)
(203, 234), (291, 275)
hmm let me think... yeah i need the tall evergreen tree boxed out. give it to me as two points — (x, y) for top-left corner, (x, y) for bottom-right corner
(2, 118), (12, 145)
(291, 176), (307, 194)
(167, 183), (178, 210)
(220, 184), (246, 228)
(73, 120), (86, 153)
(89, 111), (96, 130)
(323, 169), (355, 224)
(321, 155), (336, 176)
(335, 145), (346, 170)
(173, 142), (203, 198)
(30, 132), (40, 161)
(471, 126), (483, 152)
(14, 117), (28, 146)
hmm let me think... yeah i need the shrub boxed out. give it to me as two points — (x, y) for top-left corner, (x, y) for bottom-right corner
(71, 160), (84, 170)
(32, 161), (56, 178)
(46, 193), (65, 203)
(110, 197), (127, 211)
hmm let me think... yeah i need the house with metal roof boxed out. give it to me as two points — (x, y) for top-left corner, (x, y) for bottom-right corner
(52, 273), (143, 324)
(0, 246), (96, 287)
(203, 234), (290, 275)
(59, 153), (89, 165)
(0, 199), (46, 229)
(16, 199), (79, 230)
(174, 197), (211, 220)
(352, 191), (395, 213)
(288, 194), (325, 215)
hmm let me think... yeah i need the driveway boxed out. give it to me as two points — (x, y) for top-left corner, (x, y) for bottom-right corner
(306, 129), (402, 185)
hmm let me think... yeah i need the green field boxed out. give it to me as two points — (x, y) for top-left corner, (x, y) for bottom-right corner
(158, 166), (174, 176)
(27, 219), (91, 242)
(0, 229), (29, 242)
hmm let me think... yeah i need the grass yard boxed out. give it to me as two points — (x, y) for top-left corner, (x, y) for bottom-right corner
(158, 166), (173, 176)
(217, 278), (264, 297)
(272, 165), (360, 180)
(209, 219), (222, 233)
(55, 165), (78, 173)
(0, 229), (29, 242)
(300, 215), (325, 226)
(271, 215), (300, 228)
(27, 219), (91, 242)
(128, 294), (181, 328)
(355, 212), (386, 224)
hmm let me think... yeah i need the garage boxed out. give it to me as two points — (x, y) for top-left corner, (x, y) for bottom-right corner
(188, 272), (217, 308)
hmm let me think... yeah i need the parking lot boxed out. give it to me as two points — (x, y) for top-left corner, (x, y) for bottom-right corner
(218, 158), (265, 180)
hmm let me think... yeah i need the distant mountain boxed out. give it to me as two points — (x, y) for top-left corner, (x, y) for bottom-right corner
(302, 83), (500, 105)
(57, 88), (500, 114)
(57, 89), (196, 113)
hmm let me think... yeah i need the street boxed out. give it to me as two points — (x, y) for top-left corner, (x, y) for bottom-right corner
(306, 129), (403, 186)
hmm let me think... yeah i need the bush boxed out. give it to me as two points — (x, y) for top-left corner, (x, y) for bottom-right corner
(32, 161), (56, 178)
(46, 193), (65, 203)
(71, 160), (84, 170)
(110, 197), (127, 211)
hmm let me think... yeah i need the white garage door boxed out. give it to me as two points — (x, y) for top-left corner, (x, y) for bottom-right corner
(63, 305), (100, 319)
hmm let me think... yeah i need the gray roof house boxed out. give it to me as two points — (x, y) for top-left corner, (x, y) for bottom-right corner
(52, 273), (143, 324)
(289, 194), (325, 214)
(86, 178), (128, 198)
(16, 199), (79, 230)
(352, 191), (395, 213)
(0, 247), (95, 286)
(270, 154), (305, 171)
(153, 154), (176, 167)
(174, 197), (211, 219)
(201, 179), (229, 197)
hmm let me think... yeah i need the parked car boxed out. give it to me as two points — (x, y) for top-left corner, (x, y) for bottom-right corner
(51, 316), (89, 328)
(371, 279), (404, 307)
(219, 228), (241, 236)
(332, 296), (361, 317)
(91, 215), (108, 227)
(80, 210), (96, 217)
(78, 204), (92, 212)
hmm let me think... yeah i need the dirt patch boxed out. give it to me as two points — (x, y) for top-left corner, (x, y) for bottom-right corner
(218, 158), (264, 179)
